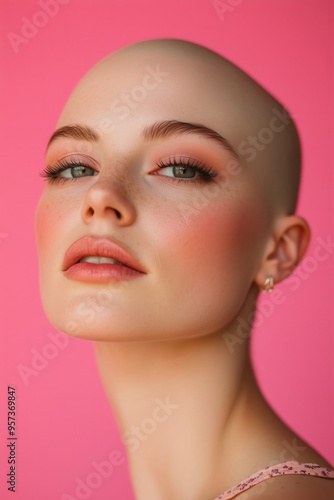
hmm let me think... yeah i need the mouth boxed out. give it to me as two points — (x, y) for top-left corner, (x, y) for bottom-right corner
(62, 236), (147, 282)
(78, 256), (127, 266)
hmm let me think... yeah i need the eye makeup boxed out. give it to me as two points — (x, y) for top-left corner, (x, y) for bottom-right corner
(40, 154), (218, 186)
(155, 155), (217, 185)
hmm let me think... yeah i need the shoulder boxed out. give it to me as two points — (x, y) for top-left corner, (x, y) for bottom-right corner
(233, 473), (334, 500)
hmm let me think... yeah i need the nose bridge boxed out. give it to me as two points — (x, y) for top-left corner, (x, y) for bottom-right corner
(81, 163), (136, 225)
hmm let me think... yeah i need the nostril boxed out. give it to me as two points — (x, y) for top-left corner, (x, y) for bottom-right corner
(86, 206), (122, 219)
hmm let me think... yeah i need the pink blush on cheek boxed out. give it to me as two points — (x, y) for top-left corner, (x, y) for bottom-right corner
(35, 196), (75, 257)
(149, 198), (267, 337)
(170, 197), (266, 272)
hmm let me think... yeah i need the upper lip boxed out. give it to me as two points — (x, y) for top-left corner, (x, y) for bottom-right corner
(62, 235), (147, 273)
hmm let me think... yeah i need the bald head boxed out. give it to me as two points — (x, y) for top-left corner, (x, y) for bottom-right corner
(57, 38), (301, 220)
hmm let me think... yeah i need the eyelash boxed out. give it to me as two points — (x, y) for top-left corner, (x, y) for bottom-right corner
(40, 158), (96, 185)
(40, 156), (217, 185)
(156, 157), (217, 184)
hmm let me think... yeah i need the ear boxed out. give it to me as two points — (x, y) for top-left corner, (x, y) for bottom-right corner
(254, 215), (311, 290)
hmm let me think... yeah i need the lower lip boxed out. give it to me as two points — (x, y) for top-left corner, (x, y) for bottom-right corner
(63, 262), (145, 283)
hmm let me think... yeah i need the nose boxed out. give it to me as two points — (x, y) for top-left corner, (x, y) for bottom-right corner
(81, 177), (136, 226)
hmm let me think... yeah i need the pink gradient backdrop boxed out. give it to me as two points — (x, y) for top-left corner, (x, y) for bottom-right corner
(0, 0), (333, 498)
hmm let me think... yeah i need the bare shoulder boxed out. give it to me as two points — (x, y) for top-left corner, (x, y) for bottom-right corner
(233, 474), (334, 500)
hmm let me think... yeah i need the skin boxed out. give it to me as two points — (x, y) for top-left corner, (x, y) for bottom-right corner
(35, 39), (334, 499)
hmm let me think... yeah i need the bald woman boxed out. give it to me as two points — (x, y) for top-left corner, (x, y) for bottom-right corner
(35, 39), (334, 499)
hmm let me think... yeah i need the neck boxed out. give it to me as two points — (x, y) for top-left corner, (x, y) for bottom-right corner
(93, 289), (276, 500)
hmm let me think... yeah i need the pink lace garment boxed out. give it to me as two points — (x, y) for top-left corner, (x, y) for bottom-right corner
(214, 460), (334, 499)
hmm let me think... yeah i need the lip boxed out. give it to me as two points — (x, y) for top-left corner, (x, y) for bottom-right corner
(62, 235), (147, 283)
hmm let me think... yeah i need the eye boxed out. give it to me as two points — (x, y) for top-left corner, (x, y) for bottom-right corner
(155, 157), (217, 183)
(61, 165), (96, 178)
(40, 160), (98, 184)
(159, 165), (196, 179)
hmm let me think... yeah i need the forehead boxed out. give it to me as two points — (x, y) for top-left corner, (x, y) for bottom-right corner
(57, 45), (263, 147)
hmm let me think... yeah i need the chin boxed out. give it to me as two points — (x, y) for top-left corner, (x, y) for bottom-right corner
(45, 312), (155, 342)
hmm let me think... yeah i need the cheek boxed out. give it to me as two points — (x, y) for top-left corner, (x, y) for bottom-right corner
(35, 191), (83, 334)
(159, 197), (264, 273)
(35, 199), (54, 252)
(151, 191), (267, 324)
(35, 192), (78, 268)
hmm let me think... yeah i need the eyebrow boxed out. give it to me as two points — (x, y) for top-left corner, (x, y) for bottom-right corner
(46, 120), (239, 158)
(46, 124), (100, 149)
(142, 120), (239, 158)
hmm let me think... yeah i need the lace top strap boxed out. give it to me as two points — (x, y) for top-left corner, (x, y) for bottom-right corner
(214, 460), (334, 499)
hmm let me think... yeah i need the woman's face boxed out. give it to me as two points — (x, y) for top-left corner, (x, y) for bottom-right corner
(35, 44), (270, 341)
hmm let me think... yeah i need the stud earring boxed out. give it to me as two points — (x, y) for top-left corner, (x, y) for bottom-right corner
(261, 275), (274, 293)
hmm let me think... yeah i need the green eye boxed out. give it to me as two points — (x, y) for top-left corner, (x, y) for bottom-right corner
(169, 166), (196, 178)
(156, 157), (217, 183)
(61, 165), (96, 178)
(156, 164), (196, 179)
(40, 161), (98, 184)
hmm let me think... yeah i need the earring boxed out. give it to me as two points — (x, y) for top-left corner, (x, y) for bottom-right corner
(261, 275), (274, 293)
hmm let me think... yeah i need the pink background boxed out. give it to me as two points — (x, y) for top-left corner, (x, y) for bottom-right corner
(0, 0), (333, 498)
